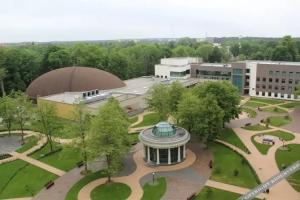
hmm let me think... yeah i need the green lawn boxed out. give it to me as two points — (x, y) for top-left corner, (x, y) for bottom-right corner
(263, 130), (295, 141)
(279, 101), (300, 109)
(195, 186), (241, 200)
(218, 128), (250, 154)
(142, 177), (167, 200)
(275, 144), (300, 192)
(66, 171), (106, 200)
(242, 107), (257, 118)
(132, 113), (161, 128)
(129, 116), (138, 125)
(91, 182), (131, 200)
(251, 135), (272, 155)
(242, 124), (270, 131)
(0, 160), (57, 199)
(30, 142), (81, 171)
(16, 136), (38, 153)
(262, 106), (288, 114)
(250, 97), (284, 105)
(267, 116), (292, 127)
(244, 101), (268, 108)
(210, 143), (260, 188)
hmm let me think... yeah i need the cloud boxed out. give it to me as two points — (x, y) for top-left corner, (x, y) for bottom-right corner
(0, 0), (299, 42)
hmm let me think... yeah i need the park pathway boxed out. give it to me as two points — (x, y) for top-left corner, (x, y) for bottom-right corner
(10, 151), (65, 176)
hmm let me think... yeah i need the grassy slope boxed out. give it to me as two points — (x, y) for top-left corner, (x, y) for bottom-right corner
(250, 97), (284, 105)
(0, 160), (57, 199)
(210, 143), (260, 188)
(66, 171), (106, 200)
(262, 107), (287, 113)
(242, 107), (257, 118)
(16, 136), (38, 153)
(91, 182), (131, 200)
(279, 101), (300, 109)
(251, 135), (272, 155)
(132, 113), (160, 128)
(244, 101), (268, 108)
(141, 177), (167, 200)
(218, 128), (250, 154)
(243, 124), (270, 131)
(275, 144), (300, 192)
(30, 142), (81, 171)
(268, 116), (292, 127)
(263, 130), (295, 141)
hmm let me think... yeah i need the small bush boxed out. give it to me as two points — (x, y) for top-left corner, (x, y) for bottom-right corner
(233, 169), (239, 177)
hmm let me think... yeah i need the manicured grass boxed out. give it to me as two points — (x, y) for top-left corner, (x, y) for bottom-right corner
(267, 116), (292, 127)
(129, 116), (138, 125)
(91, 182), (131, 200)
(244, 101), (267, 108)
(218, 128), (250, 154)
(275, 144), (300, 192)
(250, 97), (284, 105)
(132, 113), (161, 128)
(242, 107), (257, 118)
(0, 160), (57, 199)
(263, 130), (295, 141)
(251, 135), (272, 155)
(210, 143), (260, 188)
(279, 101), (300, 109)
(16, 136), (38, 153)
(66, 171), (106, 200)
(242, 124), (270, 131)
(141, 177), (167, 200)
(128, 133), (139, 145)
(262, 106), (287, 113)
(195, 186), (240, 200)
(30, 142), (81, 171)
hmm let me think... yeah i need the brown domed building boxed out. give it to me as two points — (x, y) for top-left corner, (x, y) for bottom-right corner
(26, 67), (125, 99)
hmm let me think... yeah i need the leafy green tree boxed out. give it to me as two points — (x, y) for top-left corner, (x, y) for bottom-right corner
(87, 98), (130, 182)
(0, 67), (7, 96)
(69, 102), (91, 173)
(230, 43), (240, 57)
(171, 45), (195, 57)
(35, 102), (61, 152)
(272, 46), (293, 61)
(193, 81), (241, 125)
(195, 44), (213, 62)
(0, 95), (15, 135)
(168, 81), (185, 121)
(208, 47), (222, 63)
(280, 35), (298, 61)
(196, 94), (224, 142)
(177, 92), (200, 133)
(13, 92), (33, 144)
(48, 48), (72, 68)
(146, 84), (170, 120)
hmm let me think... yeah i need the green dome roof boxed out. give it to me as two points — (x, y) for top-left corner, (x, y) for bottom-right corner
(152, 121), (176, 137)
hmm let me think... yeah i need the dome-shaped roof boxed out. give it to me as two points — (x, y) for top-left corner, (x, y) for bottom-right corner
(152, 121), (176, 137)
(26, 67), (126, 98)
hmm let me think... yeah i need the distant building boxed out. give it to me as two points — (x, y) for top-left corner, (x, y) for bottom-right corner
(155, 58), (300, 100)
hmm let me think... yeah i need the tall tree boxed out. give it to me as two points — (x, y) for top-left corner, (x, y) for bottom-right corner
(146, 84), (170, 121)
(0, 67), (7, 96)
(171, 45), (195, 57)
(193, 81), (241, 124)
(87, 98), (130, 182)
(0, 95), (15, 135)
(70, 102), (91, 173)
(35, 102), (61, 152)
(229, 43), (240, 57)
(208, 47), (222, 63)
(195, 44), (213, 62)
(13, 92), (32, 144)
(168, 81), (185, 121)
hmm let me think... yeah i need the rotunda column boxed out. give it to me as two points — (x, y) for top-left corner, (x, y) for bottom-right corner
(168, 148), (171, 164)
(156, 148), (160, 164)
(147, 146), (150, 162)
(183, 144), (186, 158)
(177, 146), (181, 162)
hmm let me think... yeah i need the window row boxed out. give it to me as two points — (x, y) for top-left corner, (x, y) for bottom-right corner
(256, 85), (294, 91)
(257, 77), (299, 84)
(256, 91), (293, 99)
(269, 71), (300, 78)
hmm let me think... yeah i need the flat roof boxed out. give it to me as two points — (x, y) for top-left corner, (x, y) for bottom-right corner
(242, 60), (300, 66)
(40, 77), (201, 105)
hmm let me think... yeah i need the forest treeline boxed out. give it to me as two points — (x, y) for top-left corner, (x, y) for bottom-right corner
(0, 35), (299, 94)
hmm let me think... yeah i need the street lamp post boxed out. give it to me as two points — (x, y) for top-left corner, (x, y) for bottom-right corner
(152, 172), (155, 184)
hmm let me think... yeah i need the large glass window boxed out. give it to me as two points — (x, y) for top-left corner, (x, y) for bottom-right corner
(149, 147), (157, 163)
(170, 148), (178, 163)
(232, 68), (244, 93)
(170, 71), (186, 77)
(159, 149), (168, 164)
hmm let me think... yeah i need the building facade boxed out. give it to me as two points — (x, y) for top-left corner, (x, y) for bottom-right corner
(155, 58), (300, 100)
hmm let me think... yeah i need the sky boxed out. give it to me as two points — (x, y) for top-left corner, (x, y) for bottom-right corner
(1, 0), (300, 43)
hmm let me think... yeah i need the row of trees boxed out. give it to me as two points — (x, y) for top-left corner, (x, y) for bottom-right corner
(146, 81), (241, 142)
(2, 35), (298, 96)
(0, 93), (130, 182)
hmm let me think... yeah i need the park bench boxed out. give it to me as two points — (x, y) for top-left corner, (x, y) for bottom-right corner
(44, 180), (54, 189)
(245, 123), (251, 127)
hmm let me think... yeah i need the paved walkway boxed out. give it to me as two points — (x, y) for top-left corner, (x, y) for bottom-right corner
(282, 108), (300, 133)
(10, 152), (65, 176)
(78, 144), (197, 200)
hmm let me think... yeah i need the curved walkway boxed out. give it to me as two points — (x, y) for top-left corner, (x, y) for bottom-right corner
(78, 145), (197, 200)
